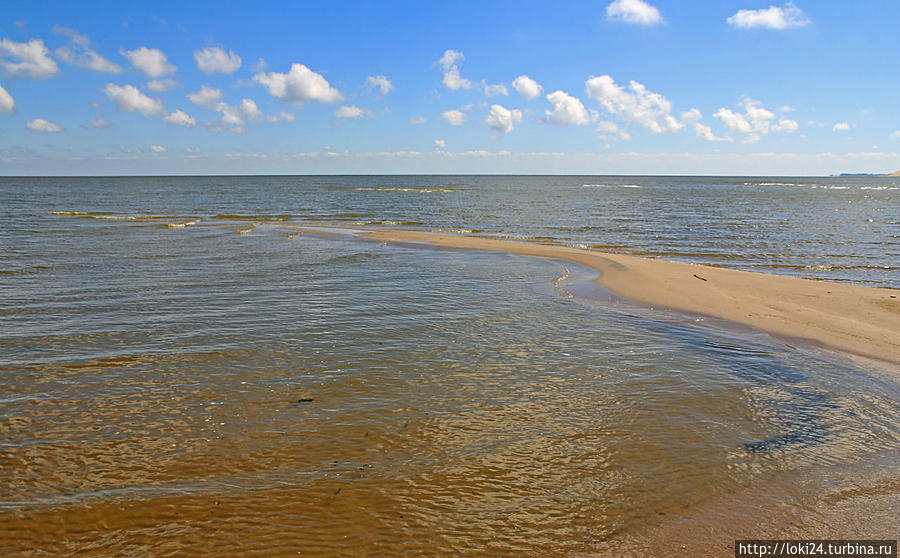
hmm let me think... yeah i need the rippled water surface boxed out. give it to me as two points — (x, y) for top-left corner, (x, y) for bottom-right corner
(0, 176), (898, 555)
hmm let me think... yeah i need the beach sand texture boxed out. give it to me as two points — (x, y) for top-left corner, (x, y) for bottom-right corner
(329, 227), (900, 366)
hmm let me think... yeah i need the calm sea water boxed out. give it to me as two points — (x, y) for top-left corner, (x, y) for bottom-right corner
(1, 176), (898, 554)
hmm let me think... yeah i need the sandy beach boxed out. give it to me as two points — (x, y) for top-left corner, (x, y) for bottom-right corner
(298, 226), (899, 366)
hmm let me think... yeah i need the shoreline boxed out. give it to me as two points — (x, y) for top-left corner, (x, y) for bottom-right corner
(293, 225), (900, 366)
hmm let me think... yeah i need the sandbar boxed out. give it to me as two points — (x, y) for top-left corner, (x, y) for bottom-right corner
(295, 226), (899, 366)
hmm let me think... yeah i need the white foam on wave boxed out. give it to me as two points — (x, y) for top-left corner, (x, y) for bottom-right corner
(583, 184), (641, 188)
(354, 187), (456, 193)
(166, 220), (200, 228)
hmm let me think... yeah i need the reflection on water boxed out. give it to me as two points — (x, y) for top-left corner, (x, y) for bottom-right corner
(1, 176), (899, 554)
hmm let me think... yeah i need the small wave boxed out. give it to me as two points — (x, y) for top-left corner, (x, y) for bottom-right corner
(743, 182), (802, 186)
(354, 187), (457, 193)
(582, 184), (641, 188)
(236, 224), (258, 235)
(213, 214), (291, 221)
(166, 220), (200, 228)
(49, 211), (96, 216)
(860, 186), (899, 190)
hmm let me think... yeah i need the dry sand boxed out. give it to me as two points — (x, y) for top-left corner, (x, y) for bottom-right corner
(295, 226), (899, 366)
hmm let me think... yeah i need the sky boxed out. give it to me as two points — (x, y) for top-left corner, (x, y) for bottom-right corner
(2, 0), (900, 175)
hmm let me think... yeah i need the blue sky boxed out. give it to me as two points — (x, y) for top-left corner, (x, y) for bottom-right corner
(2, 0), (900, 175)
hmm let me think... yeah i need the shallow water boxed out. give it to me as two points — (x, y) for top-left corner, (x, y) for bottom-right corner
(0, 176), (898, 555)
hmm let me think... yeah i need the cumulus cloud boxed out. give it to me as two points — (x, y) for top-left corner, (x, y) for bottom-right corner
(335, 105), (367, 119)
(545, 90), (592, 125)
(434, 139), (446, 149)
(605, 0), (663, 25)
(0, 38), (59, 80)
(713, 99), (799, 140)
(512, 75), (543, 100)
(0, 83), (14, 113)
(441, 109), (466, 126)
(163, 109), (196, 127)
(483, 81), (508, 97)
(773, 119), (799, 132)
(150, 144), (166, 153)
(217, 98), (262, 126)
(832, 122), (851, 132)
(727, 2), (810, 29)
(103, 83), (165, 116)
(410, 116), (426, 125)
(253, 63), (342, 103)
(146, 78), (178, 91)
(585, 75), (683, 133)
(366, 75), (392, 96)
(436, 49), (472, 90)
(53, 26), (122, 74)
(485, 104), (522, 133)
(692, 122), (732, 142)
(194, 47), (241, 75)
(121, 46), (176, 77)
(187, 85), (223, 109)
(890, 130), (900, 140)
(26, 117), (64, 132)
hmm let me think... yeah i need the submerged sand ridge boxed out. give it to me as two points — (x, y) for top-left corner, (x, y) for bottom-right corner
(297, 226), (899, 365)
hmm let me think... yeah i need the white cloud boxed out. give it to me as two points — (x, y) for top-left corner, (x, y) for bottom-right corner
(335, 105), (367, 119)
(436, 49), (473, 90)
(714, 108), (752, 133)
(512, 75), (543, 100)
(832, 122), (851, 132)
(121, 46), (176, 78)
(150, 144), (166, 153)
(194, 47), (242, 75)
(441, 109), (466, 126)
(727, 2), (810, 29)
(585, 75), (682, 133)
(216, 98), (262, 126)
(53, 26), (122, 74)
(146, 78), (178, 91)
(187, 147), (200, 153)
(103, 83), (165, 116)
(434, 139), (446, 149)
(485, 104), (523, 133)
(545, 90), (591, 125)
(0, 83), (14, 113)
(713, 99), (796, 140)
(0, 38), (59, 80)
(773, 119), (799, 132)
(890, 130), (900, 140)
(253, 63), (342, 103)
(483, 81), (508, 97)
(163, 109), (196, 127)
(89, 102), (109, 127)
(187, 85), (223, 109)
(596, 121), (631, 141)
(693, 123), (732, 142)
(366, 75), (392, 96)
(410, 116), (427, 125)
(265, 111), (296, 122)
(605, 0), (663, 25)
(26, 117), (63, 132)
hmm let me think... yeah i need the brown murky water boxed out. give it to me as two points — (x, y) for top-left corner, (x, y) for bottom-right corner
(1, 176), (898, 555)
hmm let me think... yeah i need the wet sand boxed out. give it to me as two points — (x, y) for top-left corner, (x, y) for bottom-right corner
(292, 226), (899, 366)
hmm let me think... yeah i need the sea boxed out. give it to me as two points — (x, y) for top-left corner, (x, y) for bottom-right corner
(1, 175), (898, 555)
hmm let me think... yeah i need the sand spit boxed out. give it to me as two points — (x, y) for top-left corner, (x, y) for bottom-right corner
(298, 226), (899, 366)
